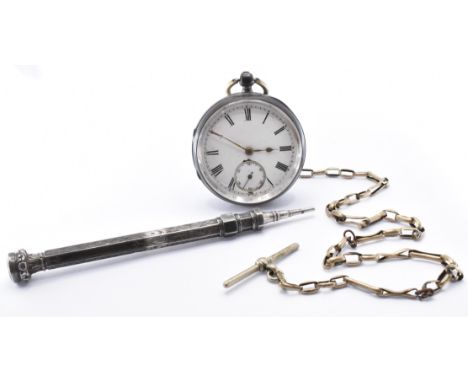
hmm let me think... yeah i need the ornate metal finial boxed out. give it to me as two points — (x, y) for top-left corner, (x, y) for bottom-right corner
(8, 249), (45, 283)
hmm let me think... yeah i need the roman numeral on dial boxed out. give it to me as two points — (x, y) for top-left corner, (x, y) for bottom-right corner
(224, 113), (234, 126)
(262, 111), (270, 124)
(274, 125), (286, 135)
(280, 146), (292, 151)
(275, 162), (289, 172)
(228, 177), (235, 190)
(244, 107), (251, 121)
(211, 164), (224, 177)
(206, 150), (219, 155)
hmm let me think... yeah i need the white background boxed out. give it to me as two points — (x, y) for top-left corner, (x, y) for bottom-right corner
(1, 0), (468, 316)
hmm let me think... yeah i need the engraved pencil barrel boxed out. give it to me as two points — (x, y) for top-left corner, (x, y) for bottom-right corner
(39, 217), (223, 270)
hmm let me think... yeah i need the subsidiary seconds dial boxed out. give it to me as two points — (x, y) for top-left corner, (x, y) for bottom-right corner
(234, 160), (266, 192)
(193, 72), (306, 205)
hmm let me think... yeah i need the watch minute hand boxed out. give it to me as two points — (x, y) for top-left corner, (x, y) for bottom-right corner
(209, 130), (247, 151)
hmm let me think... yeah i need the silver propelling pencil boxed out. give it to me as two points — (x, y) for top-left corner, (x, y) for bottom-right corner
(8, 207), (314, 284)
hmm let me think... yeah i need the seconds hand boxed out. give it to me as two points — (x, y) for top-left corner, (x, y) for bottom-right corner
(243, 172), (254, 189)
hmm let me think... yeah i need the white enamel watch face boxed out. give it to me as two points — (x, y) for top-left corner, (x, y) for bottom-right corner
(193, 93), (306, 205)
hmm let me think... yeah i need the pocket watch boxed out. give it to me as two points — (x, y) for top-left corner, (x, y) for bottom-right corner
(192, 71), (306, 205)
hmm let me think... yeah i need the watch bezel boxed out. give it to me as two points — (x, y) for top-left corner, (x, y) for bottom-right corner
(192, 92), (306, 205)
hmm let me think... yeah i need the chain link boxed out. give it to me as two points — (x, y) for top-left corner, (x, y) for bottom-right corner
(263, 168), (463, 300)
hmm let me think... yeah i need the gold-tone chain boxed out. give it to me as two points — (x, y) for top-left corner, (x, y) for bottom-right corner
(263, 168), (463, 300)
